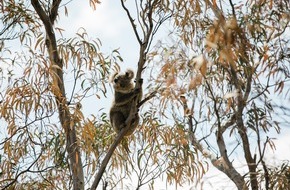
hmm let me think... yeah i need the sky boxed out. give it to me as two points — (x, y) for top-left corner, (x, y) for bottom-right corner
(58, 0), (140, 67)
(2, 0), (290, 189)
(56, 0), (290, 189)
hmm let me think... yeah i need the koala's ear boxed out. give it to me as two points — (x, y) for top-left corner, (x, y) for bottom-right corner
(125, 69), (134, 79)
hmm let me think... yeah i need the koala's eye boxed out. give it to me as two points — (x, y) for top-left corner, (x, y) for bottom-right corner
(114, 78), (118, 83)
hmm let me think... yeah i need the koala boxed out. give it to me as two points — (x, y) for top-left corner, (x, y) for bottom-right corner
(109, 69), (142, 136)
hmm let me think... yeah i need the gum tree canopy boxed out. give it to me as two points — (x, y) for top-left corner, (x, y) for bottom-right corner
(0, 0), (290, 190)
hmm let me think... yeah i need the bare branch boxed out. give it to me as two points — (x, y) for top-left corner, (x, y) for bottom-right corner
(257, 129), (270, 190)
(136, 0), (147, 39)
(138, 90), (157, 107)
(120, 0), (142, 44)
(229, 64), (258, 189)
(31, 0), (53, 37)
(90, 130), (124, 189)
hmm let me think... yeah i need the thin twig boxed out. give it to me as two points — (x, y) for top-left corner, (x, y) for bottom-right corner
(229, 0), (236, 17)
(3, 149), (43, 189)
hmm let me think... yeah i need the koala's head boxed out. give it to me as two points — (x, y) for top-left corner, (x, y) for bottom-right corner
(111, 69), (135, 93)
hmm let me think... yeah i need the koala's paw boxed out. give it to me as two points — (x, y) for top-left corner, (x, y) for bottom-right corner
(139, 78), (143, 84)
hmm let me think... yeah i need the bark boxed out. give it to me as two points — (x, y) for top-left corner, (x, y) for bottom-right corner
(230, 64), (258, 190)
(236, 106), (258, 190)
(215, 127), (247, 190)
(188, 126), (247, 190)
(31, 1), (84, 189)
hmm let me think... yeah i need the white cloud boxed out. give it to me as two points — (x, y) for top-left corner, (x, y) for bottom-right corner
(58, 0), (139, 69)
(73, 2), (128, 39)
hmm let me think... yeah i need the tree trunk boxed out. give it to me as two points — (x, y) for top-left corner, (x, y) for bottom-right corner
(31, 1), (84, 189)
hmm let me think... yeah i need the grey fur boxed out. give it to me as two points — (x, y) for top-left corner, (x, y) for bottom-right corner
(109, 69), (142, 136)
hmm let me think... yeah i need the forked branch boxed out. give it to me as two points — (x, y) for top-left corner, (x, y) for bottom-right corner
(31, 1), (85, 189)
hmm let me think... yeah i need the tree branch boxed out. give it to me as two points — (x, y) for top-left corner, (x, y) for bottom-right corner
(230, 65), (258, 189)
(3, 148), (43, 189)
(120, 0), (142, 45)
(138, 90), (157, 108)
(90, 102), (138, 189)
(229, 0), (236, 17)
(180, 91), (247, 190)
(50, 0), (62, 24)
(31, 1), (84, 189)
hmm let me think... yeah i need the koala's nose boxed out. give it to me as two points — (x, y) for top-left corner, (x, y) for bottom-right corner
(114, 78), (118, 83)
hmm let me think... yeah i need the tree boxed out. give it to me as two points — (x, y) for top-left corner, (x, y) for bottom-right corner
(1, 0), (107, 189)
(147, 0), (290, 189)
(1, 0), (290, 190)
